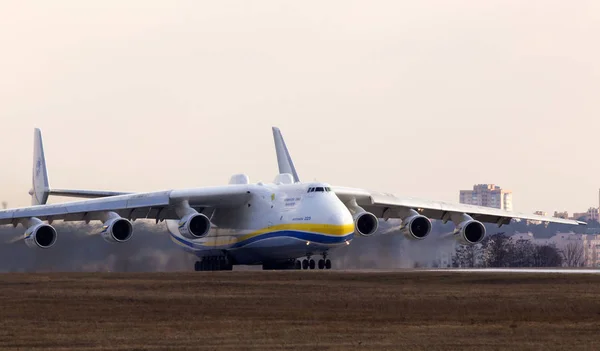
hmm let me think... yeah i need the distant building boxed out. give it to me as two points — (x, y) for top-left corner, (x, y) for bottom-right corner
(571, 208), (599, 222)
(459, 184), (513, 211)
(511, 232), (582, 248)
(554, 211), (569, 219)
(583, 234), (600, 267)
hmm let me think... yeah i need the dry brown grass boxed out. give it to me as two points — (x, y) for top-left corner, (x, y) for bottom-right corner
(0, 271), (599, 350)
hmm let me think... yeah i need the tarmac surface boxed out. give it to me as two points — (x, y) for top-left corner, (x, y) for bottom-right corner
(1, 270), (600, 350)
(408, 268), (600, 274)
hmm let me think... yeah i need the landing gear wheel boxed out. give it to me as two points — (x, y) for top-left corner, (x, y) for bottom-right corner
(295, 260), (302, 270)
(318, 259), (325, 270)
(302, 259), (309, 270)
(309, 259), (316, 270)
(325, 259), (332, 270)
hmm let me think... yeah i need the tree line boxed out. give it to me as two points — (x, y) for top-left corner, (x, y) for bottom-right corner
(452, 232), (585, 268)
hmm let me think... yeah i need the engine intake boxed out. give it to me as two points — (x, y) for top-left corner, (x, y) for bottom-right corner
(354, 212), (379, 237)
(454, 220), (486, 245)
(400, 215), (432, 240)
(101, 217), (133, 243)
(24, 223), (57, 249)
(178, 213), (211, 239)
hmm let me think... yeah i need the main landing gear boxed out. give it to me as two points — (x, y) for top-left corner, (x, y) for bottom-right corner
(194, 256), (233, 271)
(297, 255), (332, 270)
(261, 255), (333, 270)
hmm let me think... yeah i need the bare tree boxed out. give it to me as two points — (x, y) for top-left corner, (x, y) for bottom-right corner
(512, 239), (536, 267)
(481, 233), (514, 267)
(1, 202), (6, 209)
(562, 241), (584, 267)
(452, 244), (481, 268)
(533, 244), (563, 267)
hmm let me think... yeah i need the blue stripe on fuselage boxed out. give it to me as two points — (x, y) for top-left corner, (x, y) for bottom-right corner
(169, 230), (353, 250)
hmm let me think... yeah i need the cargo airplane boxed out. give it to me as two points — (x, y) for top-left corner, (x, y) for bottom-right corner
(0, 128), (585, 270)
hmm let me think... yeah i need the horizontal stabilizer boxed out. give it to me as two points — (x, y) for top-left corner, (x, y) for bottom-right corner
(49, 189), (130, 199)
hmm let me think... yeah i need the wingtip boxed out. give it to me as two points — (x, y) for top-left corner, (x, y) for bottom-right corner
(272, 126), (280, 132)
(578, 221), (588, 226)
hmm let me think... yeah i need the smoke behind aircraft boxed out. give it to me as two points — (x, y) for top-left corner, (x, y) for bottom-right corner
(0, 220), (454, 272)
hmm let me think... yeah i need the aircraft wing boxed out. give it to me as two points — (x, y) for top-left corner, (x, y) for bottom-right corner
(332, 186), (586, 226)
(0, 185), (251, 226)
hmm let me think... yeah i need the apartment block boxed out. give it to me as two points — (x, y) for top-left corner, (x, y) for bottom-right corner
(459, 184), (513, 211)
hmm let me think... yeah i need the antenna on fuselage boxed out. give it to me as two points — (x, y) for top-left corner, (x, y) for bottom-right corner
(272, 127), (300, 183)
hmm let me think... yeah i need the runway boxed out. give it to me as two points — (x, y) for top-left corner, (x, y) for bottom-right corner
(335, 268), (600, 274)
(1, 271), (600, 350)
(428, 268), (600, 274)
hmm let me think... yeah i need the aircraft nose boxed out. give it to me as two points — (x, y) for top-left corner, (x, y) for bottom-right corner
(329, 208), (354, 229)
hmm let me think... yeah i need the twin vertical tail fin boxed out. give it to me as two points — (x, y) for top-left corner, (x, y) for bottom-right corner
(272, 127), (300, 183)
(31, 128), (50, 205)
(30, 127), (299, 206)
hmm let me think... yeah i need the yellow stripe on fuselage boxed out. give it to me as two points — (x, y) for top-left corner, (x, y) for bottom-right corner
(236, 222), (355, 243)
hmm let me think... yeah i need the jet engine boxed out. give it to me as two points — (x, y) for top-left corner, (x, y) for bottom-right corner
(24, 223), (57, 249)
(454, 220), (486, 245)
(354, 211), (379, 237)
(400, 215), (432, 240)
(178, 213), (211, 239)
(101, 217), (134, 243)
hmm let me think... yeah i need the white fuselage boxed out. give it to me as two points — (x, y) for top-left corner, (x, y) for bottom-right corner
(166, 182), (355, 264)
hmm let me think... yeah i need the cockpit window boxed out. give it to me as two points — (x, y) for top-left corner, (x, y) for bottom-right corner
(307, 186), (331, 193)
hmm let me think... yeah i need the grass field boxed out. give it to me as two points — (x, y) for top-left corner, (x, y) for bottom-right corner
(0, 271), (599, 350)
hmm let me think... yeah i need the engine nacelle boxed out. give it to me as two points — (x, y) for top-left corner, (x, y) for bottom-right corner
(400, 215), (432, 240)
(178, 213), (211, 239)
(454, 220), (486, 245)
(101, 217), (133, 243)
(354, 211), (379, 237)
(24, 223), (57, 249)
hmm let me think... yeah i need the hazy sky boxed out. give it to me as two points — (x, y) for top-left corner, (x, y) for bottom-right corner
(1, 1), (599, 214)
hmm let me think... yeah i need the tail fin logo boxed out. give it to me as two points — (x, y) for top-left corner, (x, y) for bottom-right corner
(35, 159), (42, 178)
